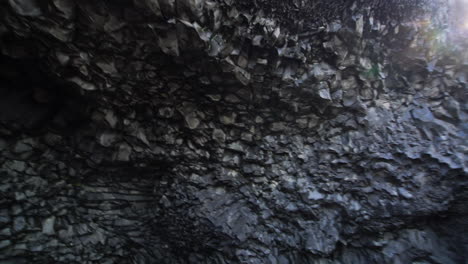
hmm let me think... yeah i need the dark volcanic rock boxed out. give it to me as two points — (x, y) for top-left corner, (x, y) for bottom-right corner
(0, 0), (467, 263)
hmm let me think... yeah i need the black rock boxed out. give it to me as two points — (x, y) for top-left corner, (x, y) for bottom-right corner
(0, 0), (467, 263)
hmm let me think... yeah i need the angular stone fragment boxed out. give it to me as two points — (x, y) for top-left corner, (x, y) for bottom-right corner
(104, 110), (118, 128)
(356, 15), (364, 36)
(115, 143), (132, 161)
(158, 107), (174, 118)
(13, 140), (33, 153)
(212, 129), (226, 143)
(53, 0), (76, 19)
(225, 94), (240, 103)
(8, 0), (41, 16)
(158, 30), (179, 56)
(411, 107), (434, 123)
(13, 216), (26, 232)
(184, 113), (200, 129)
(220, 113), (236, 125)
(0, 239), (11, 249)
(307, 190), (325, 200)
(227, 141), (245, 153)
(42, 216), (55, 235)
(241, 132), (253, 142)
(398, 188), (413, 199)
(96, 61), (117, 74)
(317, 82), (332, 101)
(312, 62), (336, 81)
(68, 77), (97, 91)
(271, 122), (286, 132)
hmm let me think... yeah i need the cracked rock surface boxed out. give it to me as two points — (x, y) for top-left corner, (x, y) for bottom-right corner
(0, 0), (467, 263)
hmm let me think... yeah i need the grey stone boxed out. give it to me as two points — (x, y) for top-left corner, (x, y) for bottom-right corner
(158, 107), (174, 118)
(241, 132), (253, 142)
(53, 0), (76, 19)
(317, 82), (332, 101)
(8, 0), (42, 16)
(220, 113), (237, 125)
(227, 141), (245, 153)
(9, 161), (26, 172)
(271, 122), (286, 132)
(96, 61), (117, 75)
(104, 110), (118, 128)
(312, 62), (336, 81)
(114, 143), (132, 161)
(185, 113), (200, 129)
(0, 240), (11, 249)
(212, 129), (226, 143)
(307, 190), (325, 200)
(225, 94), (240, 103)
(13, 140), (33, 153)
(42, 216), (55, 235)
(99, 133), (118, 147)
(411, 107), (435, 123)
(13, 217), (26, 232)
(398, 188), (413, 199)
(0, 228), (12, 236)
(68, 77), (97, 91)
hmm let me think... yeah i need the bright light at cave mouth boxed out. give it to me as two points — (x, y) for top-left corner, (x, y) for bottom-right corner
(460, 0), (468, 30)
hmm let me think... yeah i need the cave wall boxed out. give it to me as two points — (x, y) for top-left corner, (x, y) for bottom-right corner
(0, 0), (467, 263)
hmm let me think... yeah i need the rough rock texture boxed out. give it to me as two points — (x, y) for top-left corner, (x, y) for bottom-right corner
(0, 0), (467, 263)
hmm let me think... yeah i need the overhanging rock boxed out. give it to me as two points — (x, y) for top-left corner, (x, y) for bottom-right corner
(0, 0), (467, 263)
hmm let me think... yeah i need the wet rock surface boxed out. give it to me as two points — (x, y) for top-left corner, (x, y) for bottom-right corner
(0, 0), (467, 263)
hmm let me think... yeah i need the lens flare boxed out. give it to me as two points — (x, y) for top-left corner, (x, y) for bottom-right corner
(454, 0), (468, 33)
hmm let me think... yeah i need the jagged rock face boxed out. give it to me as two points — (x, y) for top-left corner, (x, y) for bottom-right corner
(0, 0), (467, 263)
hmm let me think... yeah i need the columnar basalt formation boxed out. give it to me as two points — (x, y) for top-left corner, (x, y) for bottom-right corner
(0, 0), (467, 263)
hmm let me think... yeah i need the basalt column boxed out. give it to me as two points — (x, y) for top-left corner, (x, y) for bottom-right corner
(0, 1), (467, 263)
